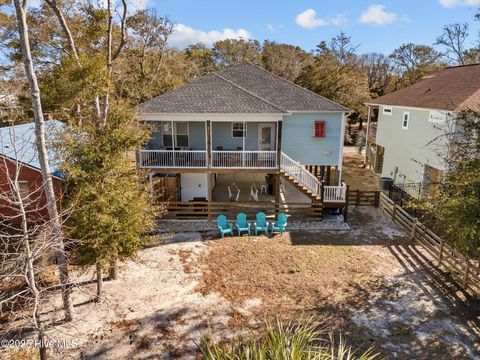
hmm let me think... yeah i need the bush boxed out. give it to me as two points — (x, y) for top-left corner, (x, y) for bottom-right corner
(199, 318), (378, 360)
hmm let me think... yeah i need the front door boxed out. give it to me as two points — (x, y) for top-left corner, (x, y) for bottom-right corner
(258, 123), (274, 151)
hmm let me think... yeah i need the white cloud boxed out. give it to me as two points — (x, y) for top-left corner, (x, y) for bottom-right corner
(439, 0), (480, 7)
(295, 9), (347, 29)
(168, 24), (251, 49)
(266, 24), (276, 32)
(126, 0), (150, 13)
(359, 4), (398, 25)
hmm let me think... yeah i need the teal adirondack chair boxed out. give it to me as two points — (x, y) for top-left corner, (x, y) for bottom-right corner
(271, 213), (287, 235)
(254, 212), (269, 235)
(235, 212), (251, 236)
(217, 215), (233, 238)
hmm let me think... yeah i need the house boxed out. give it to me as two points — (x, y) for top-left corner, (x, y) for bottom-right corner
(137, 62), (350, 218)
(365, 64), (480, 190)
(0, 120), (64, 223)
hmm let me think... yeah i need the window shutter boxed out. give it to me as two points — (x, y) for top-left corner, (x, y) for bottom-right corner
(313, 121), (326, 138)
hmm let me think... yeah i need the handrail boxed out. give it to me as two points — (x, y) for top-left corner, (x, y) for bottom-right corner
(280, 152), (321, 196)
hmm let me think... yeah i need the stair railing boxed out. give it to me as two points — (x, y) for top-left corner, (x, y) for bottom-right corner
(280, 152), (321, 197)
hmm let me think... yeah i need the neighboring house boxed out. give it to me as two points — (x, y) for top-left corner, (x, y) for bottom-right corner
(365, 64), (480, 189)
(0, 120), (64, 223)
(137, 62), (350, 214)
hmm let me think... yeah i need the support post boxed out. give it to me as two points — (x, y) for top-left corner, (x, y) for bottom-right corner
(274, 172), (281, 214)
(171, 120), (175, 167)
(463, 259), (471, 288)
(343, 185), (350, 222)
(437, 238), (445, 267)
(410, 218), (417, 242)
(148, 171), (154, 203)
(374, 191), (380, 207)
(276, 121), (282, 169)
(206, 120), (211, 168)
(364, 105), (371, 167)
(242, 121), (245, 167)
(392, 203), (397, 221)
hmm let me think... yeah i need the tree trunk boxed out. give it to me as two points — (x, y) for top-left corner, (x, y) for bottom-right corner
(13, 0), (74, 321)
(44, 0), (79, 63)
(96, 262), (103, 301)
(108, 259), (118, 280)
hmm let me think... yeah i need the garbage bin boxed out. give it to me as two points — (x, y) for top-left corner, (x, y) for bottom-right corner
(379, 177), (393, 190)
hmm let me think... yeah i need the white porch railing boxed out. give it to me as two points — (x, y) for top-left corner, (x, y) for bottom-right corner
(211, 151), (277, 169)
(280, 152), (321, 196)
(323, 184), (347, 203)
(138, 150), (207, 168)
(280, 151), (347, 202)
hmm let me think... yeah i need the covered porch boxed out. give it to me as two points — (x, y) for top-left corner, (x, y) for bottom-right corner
(137, 118), (280, 170)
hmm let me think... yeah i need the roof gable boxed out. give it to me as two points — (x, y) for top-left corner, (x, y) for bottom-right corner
(370, 64), (480, 112)
(139, 62), (350, 114)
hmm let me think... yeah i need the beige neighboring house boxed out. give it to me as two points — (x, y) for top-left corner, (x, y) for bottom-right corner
(365, 64), (480, 190)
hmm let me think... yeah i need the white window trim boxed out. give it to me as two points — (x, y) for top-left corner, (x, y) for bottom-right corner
(161, 121), (190, 148)
(402, 111), (410, 130)
(383, 106), (393, 116)
(231, 122), (247, 138)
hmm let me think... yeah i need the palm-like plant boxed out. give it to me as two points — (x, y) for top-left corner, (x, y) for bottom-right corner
(199, 318), (379, 360)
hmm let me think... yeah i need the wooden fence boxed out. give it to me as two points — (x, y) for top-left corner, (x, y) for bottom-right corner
(347, 190), (380, 207)
(379, 193), (480, 298)
(159, 201), (323, 221)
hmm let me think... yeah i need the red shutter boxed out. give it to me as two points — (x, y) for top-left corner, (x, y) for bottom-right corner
(313, 121), (326, 138)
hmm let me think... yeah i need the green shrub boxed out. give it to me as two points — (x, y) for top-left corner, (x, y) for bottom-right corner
(199, 318), (379, 360)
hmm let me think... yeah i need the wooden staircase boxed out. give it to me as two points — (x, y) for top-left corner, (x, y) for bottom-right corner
(280, 152), (322, 201)
(280, 170), (321, 201)
(280, 152), (347, 205)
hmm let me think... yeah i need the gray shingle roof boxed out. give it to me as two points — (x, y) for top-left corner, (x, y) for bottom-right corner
(139, 62), (349, 113)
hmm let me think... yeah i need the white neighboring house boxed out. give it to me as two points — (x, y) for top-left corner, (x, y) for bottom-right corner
(365, 64), (480, 191)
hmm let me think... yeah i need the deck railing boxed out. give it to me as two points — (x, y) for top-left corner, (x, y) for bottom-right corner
(138, 150), (207, 168)
(211, 150), (277, 169)
(280, 152), (321, 196)
(323, 184), (347, 203)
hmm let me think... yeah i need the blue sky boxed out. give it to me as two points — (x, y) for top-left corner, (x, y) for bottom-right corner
(150, 0), (480, 54)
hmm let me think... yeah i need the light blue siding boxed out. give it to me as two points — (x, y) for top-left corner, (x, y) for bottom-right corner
(281, 113), (343, 165)
(189, 122), (206, 150)
(212, 122), (271, 150)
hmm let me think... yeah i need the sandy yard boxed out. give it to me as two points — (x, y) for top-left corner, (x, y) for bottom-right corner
(3, 208), (479, 360)
(342, 146), (380, 191)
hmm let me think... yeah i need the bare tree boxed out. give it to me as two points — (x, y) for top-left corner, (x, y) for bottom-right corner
(0, 126), (62, 360)
(102, 0), (127, 127)
(435, 23), (469, 65)
(360, 52), (393, 97)
(12, 0), (73, 321)
(44, 0), (79, 63)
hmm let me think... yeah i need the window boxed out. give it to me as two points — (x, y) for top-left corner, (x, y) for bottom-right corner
(402, 112), (410, 129)
(175, 122), (189, 147)
(313, 120), (326, 138)
(17, 181), (29, 200)
(162, 122), (189, 148)
(383, 106), (393, 116)
(232, 122), (246, 138)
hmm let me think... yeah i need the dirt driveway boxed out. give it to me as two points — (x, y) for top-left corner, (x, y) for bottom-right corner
(342, 146), (380, 190)
(5, 209), (479, 360)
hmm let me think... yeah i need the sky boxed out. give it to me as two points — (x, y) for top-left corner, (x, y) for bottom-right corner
(144, 0), (480, 54)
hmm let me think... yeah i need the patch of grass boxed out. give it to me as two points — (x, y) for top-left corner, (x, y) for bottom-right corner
(199, 317), (378, 360)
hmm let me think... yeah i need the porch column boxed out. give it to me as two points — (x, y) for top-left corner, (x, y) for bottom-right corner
(242, 121), (246, 167)
(206, 120), (211, 168)
(171, 120), (175, 167)
(276, 121), (282, 169)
